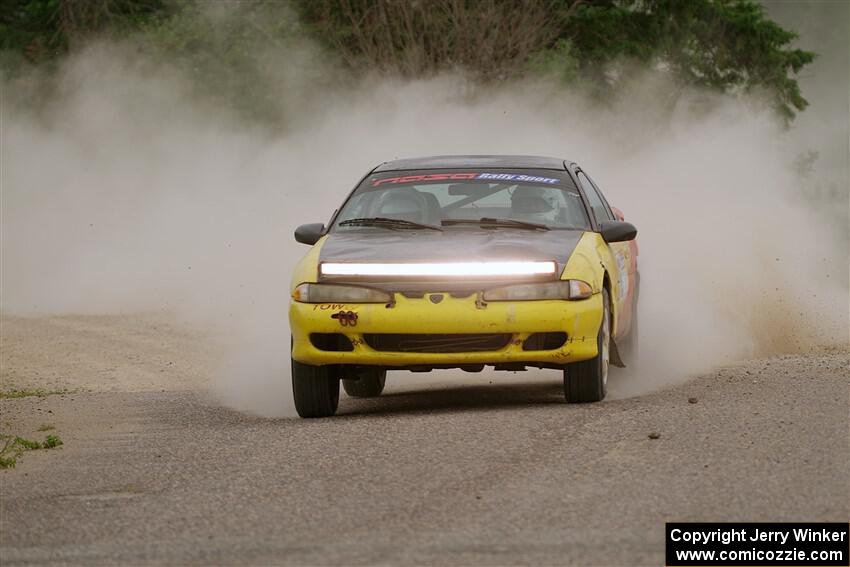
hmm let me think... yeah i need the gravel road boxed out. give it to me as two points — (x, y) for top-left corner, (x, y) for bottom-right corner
(1, 314), (848, 566)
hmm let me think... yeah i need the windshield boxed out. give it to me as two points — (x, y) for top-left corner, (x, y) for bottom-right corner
(332, 169), (591, 231)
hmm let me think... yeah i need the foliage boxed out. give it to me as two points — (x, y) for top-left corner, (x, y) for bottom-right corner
(14, 436), (41, 450)
(564, 0), (815, 121)
(0, 0), (817, 122)
(0, 0), (166, 62)
(295, 0), (814, 120)
(526, 38), (580, 83)
(295, 0), (565, 79)
(0, 0), (63, 59)
(0, 388), (66, 399)
(42, 434), (63, 448)
(134, 1), (310, 124)
(0, 433), (63, 468)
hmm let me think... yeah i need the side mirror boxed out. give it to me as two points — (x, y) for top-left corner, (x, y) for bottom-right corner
(294, 223), (325, 245)
(599, 220), (637, 243)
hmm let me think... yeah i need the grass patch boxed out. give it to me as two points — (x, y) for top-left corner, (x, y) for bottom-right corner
(0, 433), (64, 469)
(42, 435), (63, 449)
(14, 437), (41, 450)
(0, 388), (66, 400)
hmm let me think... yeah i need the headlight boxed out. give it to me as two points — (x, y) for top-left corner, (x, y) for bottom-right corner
(320, 261), (556, 277)
(292, 283), (392, 304)
(482, 280), (593, 301)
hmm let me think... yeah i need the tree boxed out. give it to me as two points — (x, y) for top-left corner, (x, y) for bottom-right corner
(565, 0), (815, 122)
(1, 0), (816, 122)
(295, 0), (564, 79)
(0, 0), (165, 63)
(296, 0), (815, 121)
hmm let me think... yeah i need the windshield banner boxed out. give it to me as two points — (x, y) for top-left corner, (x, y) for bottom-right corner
(372, 172), (561, 187)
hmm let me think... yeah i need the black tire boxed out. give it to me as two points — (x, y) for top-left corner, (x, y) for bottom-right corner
(342, 367), (387, 398)
(564, 287), (610, 403)
(292, 359), (340, 418)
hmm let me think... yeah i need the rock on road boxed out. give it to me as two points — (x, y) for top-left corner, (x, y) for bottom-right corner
(1, 314), (848, 565)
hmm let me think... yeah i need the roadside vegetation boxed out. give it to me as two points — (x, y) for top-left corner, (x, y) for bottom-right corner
(0, 388), (67, 399)
(0, 390), (67, 467)
(0, 431), (63, 468)
(1, 0), (814, 123)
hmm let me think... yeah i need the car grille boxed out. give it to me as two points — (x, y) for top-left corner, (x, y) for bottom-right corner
(363, 333), (512, 353)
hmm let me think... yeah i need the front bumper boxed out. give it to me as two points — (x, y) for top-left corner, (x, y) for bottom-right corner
(290, 292), (603, 368)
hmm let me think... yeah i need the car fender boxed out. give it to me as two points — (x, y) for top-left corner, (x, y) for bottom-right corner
(560, 232), (604, 292)
(290, 236), (329, 292)
(563, 232), (625, 338)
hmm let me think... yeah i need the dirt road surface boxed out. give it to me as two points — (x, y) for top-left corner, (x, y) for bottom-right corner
(1, 314), (848, 565)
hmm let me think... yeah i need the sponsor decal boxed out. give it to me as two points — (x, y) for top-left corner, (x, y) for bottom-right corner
(476, 173), (559, 184)
(372, 172), (560, 186)
(373, 173), (478, 186)
(331, 310), (359, 327)
(313, 303), (347, 311)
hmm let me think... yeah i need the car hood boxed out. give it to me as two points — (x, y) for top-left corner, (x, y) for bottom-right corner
(318, 229), (584, 291)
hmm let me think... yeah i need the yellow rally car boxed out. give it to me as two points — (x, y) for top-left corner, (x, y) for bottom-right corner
(290, 155), (638, 417)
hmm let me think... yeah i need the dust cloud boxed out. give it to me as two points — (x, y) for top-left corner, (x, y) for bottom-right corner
(2, 29), (847, 416)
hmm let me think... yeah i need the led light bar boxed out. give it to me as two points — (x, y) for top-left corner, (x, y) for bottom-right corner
(320, 261), (557, 278)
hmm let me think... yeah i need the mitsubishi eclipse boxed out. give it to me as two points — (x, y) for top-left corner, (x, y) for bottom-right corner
(290, 155), (638, 417)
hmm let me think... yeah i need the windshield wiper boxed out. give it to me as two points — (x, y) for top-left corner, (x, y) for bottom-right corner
(441, 217), (550, 231)
(338, 217), (443, 231)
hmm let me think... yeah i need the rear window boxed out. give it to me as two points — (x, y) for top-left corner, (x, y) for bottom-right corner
(333, 169), (590, 230)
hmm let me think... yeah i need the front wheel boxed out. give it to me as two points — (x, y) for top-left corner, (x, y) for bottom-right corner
(563, 287), (610, 403)
(342, 367), (387, 398)
(292, 359), (340, 418)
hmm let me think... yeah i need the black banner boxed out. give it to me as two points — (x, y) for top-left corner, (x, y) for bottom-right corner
(666, 523), (849, 566)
